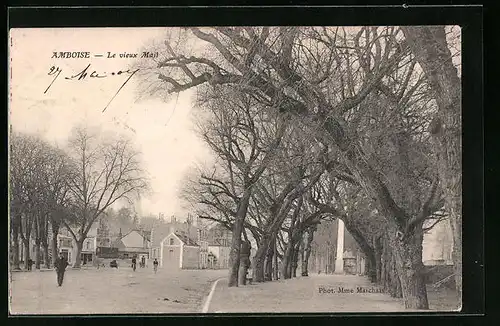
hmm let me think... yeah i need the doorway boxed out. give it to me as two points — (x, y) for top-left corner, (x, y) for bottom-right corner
(81, 253), (93, 265)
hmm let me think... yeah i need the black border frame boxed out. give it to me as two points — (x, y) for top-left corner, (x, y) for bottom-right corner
(5, 4), (485, 324)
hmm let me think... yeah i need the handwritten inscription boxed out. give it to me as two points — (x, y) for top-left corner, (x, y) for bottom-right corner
(44, 64), (140, 113)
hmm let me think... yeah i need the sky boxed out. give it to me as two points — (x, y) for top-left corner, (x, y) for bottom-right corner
(9, 27), (213, 219)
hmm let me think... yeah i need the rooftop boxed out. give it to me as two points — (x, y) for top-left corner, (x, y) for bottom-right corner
(173, 231), (199, 247)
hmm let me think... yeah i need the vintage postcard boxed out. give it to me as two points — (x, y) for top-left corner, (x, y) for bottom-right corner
(8, 26), (463, 314)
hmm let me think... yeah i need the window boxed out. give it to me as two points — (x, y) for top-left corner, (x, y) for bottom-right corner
(169, 238), (174, 245)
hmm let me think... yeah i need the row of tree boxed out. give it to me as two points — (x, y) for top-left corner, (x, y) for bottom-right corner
(10, 126), (150, 269)
(138, 26), (461, 309)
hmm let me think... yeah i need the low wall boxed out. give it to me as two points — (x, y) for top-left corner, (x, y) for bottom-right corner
(423, 265), (456, 289)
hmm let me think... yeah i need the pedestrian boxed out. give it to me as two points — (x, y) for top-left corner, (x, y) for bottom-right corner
(131, 256), (137, 271)
(54, 253), (69, 287)
(153, 258), (158, 274)
(27, 258), (33, 271)
(141, 256), (146, 268)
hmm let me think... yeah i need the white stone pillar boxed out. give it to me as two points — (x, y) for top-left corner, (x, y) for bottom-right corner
(160, 241), (164, 267)
(180, 243), (184, 269)
(334, 219), (345, 274)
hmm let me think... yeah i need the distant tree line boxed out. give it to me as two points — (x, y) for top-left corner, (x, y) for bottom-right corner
(10, 125), (150, 269)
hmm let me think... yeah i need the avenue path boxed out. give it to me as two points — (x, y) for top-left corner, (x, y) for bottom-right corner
(9, 266), (227, 314)
(207, 274), (458, 313)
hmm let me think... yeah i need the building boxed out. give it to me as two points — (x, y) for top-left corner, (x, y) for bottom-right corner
(57, 229), (74, 264)
(150, 220), (198, 269)
(422, 218), (453, 266)
(111, 229), (151, 261)
(96, 215), (112, 248)
(148, 217), (231, 270)
(311, 217), (454, 275)
(206, 224), (232, 269)
(150, 229), (200, 269)
(198, 228), (209, 269)
(15, 224), (98, 267)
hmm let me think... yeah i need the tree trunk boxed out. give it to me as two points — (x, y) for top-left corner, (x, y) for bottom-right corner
(388, 248), (402, 298)
(238, 240), (251, 286)
(238, 263), (247, 285)
(20, 241), (24, 265)
(364, 256), (371, 278)
(42, 243), (51, 268)
(449, 206), (462, 305)
(342, 148), (429, 309)
(228, 191), (251, 287)
(273, 242), (279, 280)
(254, 208), (295, 282)
(374, 237), (383, 283)
(387, 223), (428, 309)
(23, 239), (30, 270)
(40, 215), (50, 268)
(11, 226), (21, 270)
(381, 239), (388, 290)
(264, 238), (275, 281)
(73, 239), (84, 268)
(342, 219), (377, 282)
(252, 235), (270, 282)
(301, 229), (314, 276)
(281, 238), (294, 279)
(380, 233), (403, 298)
(402, 26), (462, 307)
(34, 239), (41, 269)
(365, 249), (377, 283)
(51, 229), (59, 266)
(291, 243), (300, 278)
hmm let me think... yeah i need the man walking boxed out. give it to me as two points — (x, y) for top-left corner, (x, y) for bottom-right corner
(131, 256), (137, 271)
(153, 258), (158, 274)
(27, 258), (33, 271)
(54, 253), (68, 287)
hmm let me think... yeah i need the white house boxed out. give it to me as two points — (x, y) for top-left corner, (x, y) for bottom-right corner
(422, 218), (454, 265)
(111, 229), (151, 261)
(206, 224), (232, 269)
(150, 230), (200, 269)
(207, 245), (230, 269)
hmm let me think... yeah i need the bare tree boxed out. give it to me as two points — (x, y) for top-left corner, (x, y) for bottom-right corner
(10, 132), (51, 270)
(64, 125), (150, 268)
(42, 146), (74, 267)
(184, 88), (287, 287)
(10, 131), (77, 270)
(401, 26), (462, 306)
(137, 26), (459, 309)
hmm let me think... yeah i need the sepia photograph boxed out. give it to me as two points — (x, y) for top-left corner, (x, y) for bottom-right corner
(8, 24), (463, 314)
